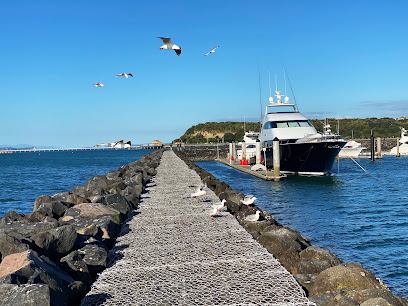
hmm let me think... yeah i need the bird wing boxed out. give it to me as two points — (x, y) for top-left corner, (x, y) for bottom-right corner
(127, 73), (133, 77)
(158, 37), (171, 44)
(174, 49), (181, 56)
(244, 195), (254, 199)
(204, 51), (211, 56)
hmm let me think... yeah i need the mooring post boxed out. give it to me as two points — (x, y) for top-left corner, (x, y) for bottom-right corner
(273, 137), (280, 181)
(242, 140), (246, 161)
(377, 137), (382, 158)
(232, 142), (236, 161)
(397, 138), (400, 157)
(264, 141), (268, 178)
(255, 140), (261, 164)
(370, 132), (375, 162)
(229, 143), (233, 165)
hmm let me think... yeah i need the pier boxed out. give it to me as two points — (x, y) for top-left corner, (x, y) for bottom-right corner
(82, 151), (313, 305)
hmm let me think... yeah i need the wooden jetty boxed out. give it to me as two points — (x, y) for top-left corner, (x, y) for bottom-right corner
(81, 151), (313, 305)
(217, 158), (287, 181)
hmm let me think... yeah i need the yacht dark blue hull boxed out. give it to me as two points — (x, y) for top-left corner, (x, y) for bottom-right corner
(265, 140), (346, 175)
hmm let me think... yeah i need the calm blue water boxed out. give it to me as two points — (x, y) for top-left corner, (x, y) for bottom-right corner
(197, 156), (408, 299)
(0, 149), (155, 217)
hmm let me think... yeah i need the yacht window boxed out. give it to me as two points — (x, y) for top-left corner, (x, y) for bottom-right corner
(263, 122), (277, 129)
(276, 122), (288, 128)
(298, 120), (313, 127)
(247, 144), (256, 148)
(288, 121), (300, 127)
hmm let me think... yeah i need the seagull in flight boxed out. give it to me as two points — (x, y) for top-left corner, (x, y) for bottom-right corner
(157, 37), (181, 56)
(204, 46), (220, 56)
(93, 83), (104, 87)
(115, 73), (133, 78)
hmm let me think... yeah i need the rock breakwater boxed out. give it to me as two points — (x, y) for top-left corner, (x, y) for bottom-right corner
(0, 150), (163, 305)
(174, 151), (408, 306)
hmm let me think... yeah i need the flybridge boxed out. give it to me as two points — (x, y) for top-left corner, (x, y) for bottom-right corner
(265, 90), (298, 114)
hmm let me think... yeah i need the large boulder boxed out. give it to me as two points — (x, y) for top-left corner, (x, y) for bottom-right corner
(63, 203), (121, 223)
(33, 195), (54, 212)
(257, 226), (310, 273)
(0, 222), (58, 239)
(0, 284), (50, 306)
(31, 225), (77, 257)
(100, 194), (133, 219)
(60, 250), (92, 286)
(297, 246), (342, 274)
(0, 211), (27, 224)
(85, 175), (109, 194)
(36, 200), (71, 219)
(0, 233), (31, 261)
(0, 250), (85, 305)
(76, 244), (108, 275)
(309, 262), (384, 296)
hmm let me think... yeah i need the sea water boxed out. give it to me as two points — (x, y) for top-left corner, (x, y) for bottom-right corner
(0, 149), (155, 216)
(197, 156), (408, 299)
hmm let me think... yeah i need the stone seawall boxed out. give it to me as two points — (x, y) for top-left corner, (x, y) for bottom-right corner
(173, 147), (228, 161)
(174, 151), (408, 306)
(0, 150), (163, 305)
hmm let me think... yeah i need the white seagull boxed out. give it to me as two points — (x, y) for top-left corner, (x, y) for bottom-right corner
(240, 195), (257, 208)
(210, 204), (219, 220)
(157, 37), (182, 56)
(214, 199), (226, 212)
(245, 210), (261, 222)
(115, 73), (133, 78)
(204, 46), (220, 56)
(190, 185), (206, 199)
(93, 83), (104, 87)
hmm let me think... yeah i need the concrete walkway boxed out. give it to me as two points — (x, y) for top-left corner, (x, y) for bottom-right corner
(81, 151), (315, 305)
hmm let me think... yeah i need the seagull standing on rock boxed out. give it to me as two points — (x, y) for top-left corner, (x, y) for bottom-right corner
(115, 73), (133, 78)
(157, 37), (182, 56)
(245, 210), (261, 222)
(240, 195), (257, 209)
(190, 185), (206, 200)
(204, 46), (220, 56)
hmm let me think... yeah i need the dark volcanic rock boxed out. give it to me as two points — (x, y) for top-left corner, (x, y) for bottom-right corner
(100, 194), (133, 219)
(0, 222), (59, 238)
(60, 250), (92, 286)
(257, 226), (311, 273)
(0, 211), (27, 224)
(31, 225), (77, 257)
(0, 250), (83, 305)
(33, 195), (54, 212)
(36, 200), (70, 219)
(0, 234), (31, 261)
(0, 283), (50, 306)
(78, 244), (108, 274)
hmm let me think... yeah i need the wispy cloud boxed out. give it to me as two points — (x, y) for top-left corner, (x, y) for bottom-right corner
(350, 100), (408, 118)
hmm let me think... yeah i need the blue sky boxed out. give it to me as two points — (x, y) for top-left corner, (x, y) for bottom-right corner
(1, 1), (408, 147)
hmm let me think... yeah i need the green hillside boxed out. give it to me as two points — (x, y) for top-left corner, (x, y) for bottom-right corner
(176, 118), (408, 144)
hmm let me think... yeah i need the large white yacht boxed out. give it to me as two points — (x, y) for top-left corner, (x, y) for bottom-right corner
(390, 127), (408, 156)
(237, 131), (259, 160)
(258, 90), (346, 175)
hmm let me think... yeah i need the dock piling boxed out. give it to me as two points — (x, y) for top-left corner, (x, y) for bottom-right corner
(273, 137), (280, 181)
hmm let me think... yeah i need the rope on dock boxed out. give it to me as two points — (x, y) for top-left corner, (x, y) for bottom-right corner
(81, 150), (315, 305)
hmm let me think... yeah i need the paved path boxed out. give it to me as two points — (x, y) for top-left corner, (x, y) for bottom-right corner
(82, 151), (315, 305)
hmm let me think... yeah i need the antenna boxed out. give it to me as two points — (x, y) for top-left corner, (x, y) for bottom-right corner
(275, 74), (277, 91)
(257, 60), (263, 129)
(284, 68), (287, 96)
(282, 62), (298, 111)
(268, 70), (272, 98)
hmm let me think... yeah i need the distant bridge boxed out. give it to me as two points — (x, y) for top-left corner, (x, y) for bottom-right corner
(0, 144), (163, 154)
